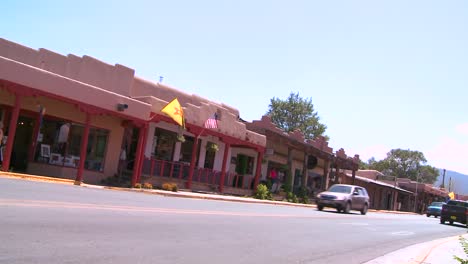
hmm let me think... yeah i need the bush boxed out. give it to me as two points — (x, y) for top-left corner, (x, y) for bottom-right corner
(134, 183), (142, 189)
(254, 184), (272, 200)
(454, 236), (468, 264)
(282, 170), (293, 193)
(286, 192), (299, 203)
(142, 182), (153, 189)
(162, 182), (178, 192)
(298, 186), (310, 204)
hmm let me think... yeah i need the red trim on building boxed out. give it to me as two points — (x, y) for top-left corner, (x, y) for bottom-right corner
(0, 80), (149, 124)
(75, 113), (91, 184)
(136, 124), (149, 184)
(253, 151), (264, 190)
(1, 94), (21, 171)
(131, 126), (145, 187)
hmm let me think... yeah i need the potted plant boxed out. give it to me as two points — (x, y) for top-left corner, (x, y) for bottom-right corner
(206, 142), (219, 152)
(176, 134), (186, 143)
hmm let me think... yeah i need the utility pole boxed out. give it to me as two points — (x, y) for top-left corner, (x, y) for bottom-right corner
(441, 169), (446, 189)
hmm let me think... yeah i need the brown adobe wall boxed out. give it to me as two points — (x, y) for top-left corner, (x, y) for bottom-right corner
(0, 38), (135, 97)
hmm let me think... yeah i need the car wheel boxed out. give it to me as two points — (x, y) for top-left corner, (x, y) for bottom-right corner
(440, 218), (445, 224)
(435, 215), (438, 218)
(317, 205), (323, 211)
(344, 201), (351, 214)
(426, 214), (430, 217)
(361, 204), (368, 215)
(449, 221), (454, 225)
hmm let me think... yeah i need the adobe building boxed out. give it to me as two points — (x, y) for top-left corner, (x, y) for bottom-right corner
(342, 170), (413, 211)
(0, 38), (266, 195)
(247, 116), (361, 196)
(397, 179), (448, 214)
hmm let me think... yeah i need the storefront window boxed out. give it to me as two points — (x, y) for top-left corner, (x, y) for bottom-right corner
(180, 136), (194, 163)
(179, 137), (201, 164)
(85, 128), (108, 172)
(153, 128), (176, 161)
(34, 118), (109, 172)
(204, 141), (216, 169)
(236, 154), (254, 175)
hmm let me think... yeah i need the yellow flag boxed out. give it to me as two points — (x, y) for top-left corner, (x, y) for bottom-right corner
(448, 192), (455, 200)
(161, 98), (184, 127)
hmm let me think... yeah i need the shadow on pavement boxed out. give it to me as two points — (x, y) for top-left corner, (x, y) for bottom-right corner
(439, 222), (468, 229)
(316, 209), (364, 215)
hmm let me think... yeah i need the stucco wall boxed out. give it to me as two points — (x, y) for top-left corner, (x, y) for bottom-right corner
(0, 38), (135, 97)
(133, 81), (266, 147)
(0, 88), (15, 106)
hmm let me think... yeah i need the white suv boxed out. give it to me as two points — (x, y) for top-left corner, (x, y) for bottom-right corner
(316, 184), (370, 215)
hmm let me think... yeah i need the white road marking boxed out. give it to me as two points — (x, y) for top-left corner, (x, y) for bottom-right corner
(390, 231), (414, 236)
(340, 222), (370, 226)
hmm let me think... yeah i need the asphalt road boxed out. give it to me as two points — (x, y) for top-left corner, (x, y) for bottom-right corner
(0, 177), (466, 264)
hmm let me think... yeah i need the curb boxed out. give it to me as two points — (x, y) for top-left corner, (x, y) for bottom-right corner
(103, 186), (317, 208)
(0, 172), (75, 184)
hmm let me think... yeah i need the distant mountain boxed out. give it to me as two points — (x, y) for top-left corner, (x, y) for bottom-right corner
(435, 169), (468, 195)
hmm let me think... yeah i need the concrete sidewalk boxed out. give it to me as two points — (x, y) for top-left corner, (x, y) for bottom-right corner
(364, 234), (468, 264)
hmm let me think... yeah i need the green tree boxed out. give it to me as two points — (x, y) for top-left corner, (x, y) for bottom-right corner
(366, 157), (389, 173)
(385, 149), (426, 180)
(418, 165), (440, 185)
(359, 159), (369, 170)
(367, 149), (439, 184)
(266, 92), (327, 140)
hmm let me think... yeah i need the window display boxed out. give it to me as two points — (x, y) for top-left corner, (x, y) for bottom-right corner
(153, 128), (176, 161)
(34, 118), (108, 172)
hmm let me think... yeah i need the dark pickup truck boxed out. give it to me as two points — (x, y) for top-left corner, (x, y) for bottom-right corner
(440, 200), (468, 226)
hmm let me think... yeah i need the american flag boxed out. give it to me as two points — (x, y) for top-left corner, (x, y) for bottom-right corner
(204, 113), (218, 129)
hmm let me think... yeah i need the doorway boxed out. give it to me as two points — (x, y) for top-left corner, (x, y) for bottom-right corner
(10, 116), (35, 172)
(386, 193), (392, 210)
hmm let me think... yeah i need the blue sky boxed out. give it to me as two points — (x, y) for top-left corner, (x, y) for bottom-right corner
(2, 0), (468, 174)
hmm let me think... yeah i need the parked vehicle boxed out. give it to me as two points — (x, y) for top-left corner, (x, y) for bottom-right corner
(425, 202), (446, 218)
(440, 200), (468, 226)
(316, 184), (370, 215)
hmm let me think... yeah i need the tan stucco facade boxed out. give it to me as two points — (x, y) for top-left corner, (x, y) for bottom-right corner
(0, 38), (266, 189)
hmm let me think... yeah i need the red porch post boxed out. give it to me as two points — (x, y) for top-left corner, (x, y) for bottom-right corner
(186, 135), (200, 189)
(253, 149), (264, 190)
(74, 113), (91, 185)
(136, 124), (149, 183)
(286, 146), (293, 192)
(131, 125), (145, 187)
(28, 111), (42, 162)
(2, 94), (21, 171)
(219, 142), (230, 193)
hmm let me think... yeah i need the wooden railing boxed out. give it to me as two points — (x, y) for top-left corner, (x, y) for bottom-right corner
(142, 158), (254, 190)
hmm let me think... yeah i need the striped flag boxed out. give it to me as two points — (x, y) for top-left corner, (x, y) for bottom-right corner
(204, 113), (218, 129)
